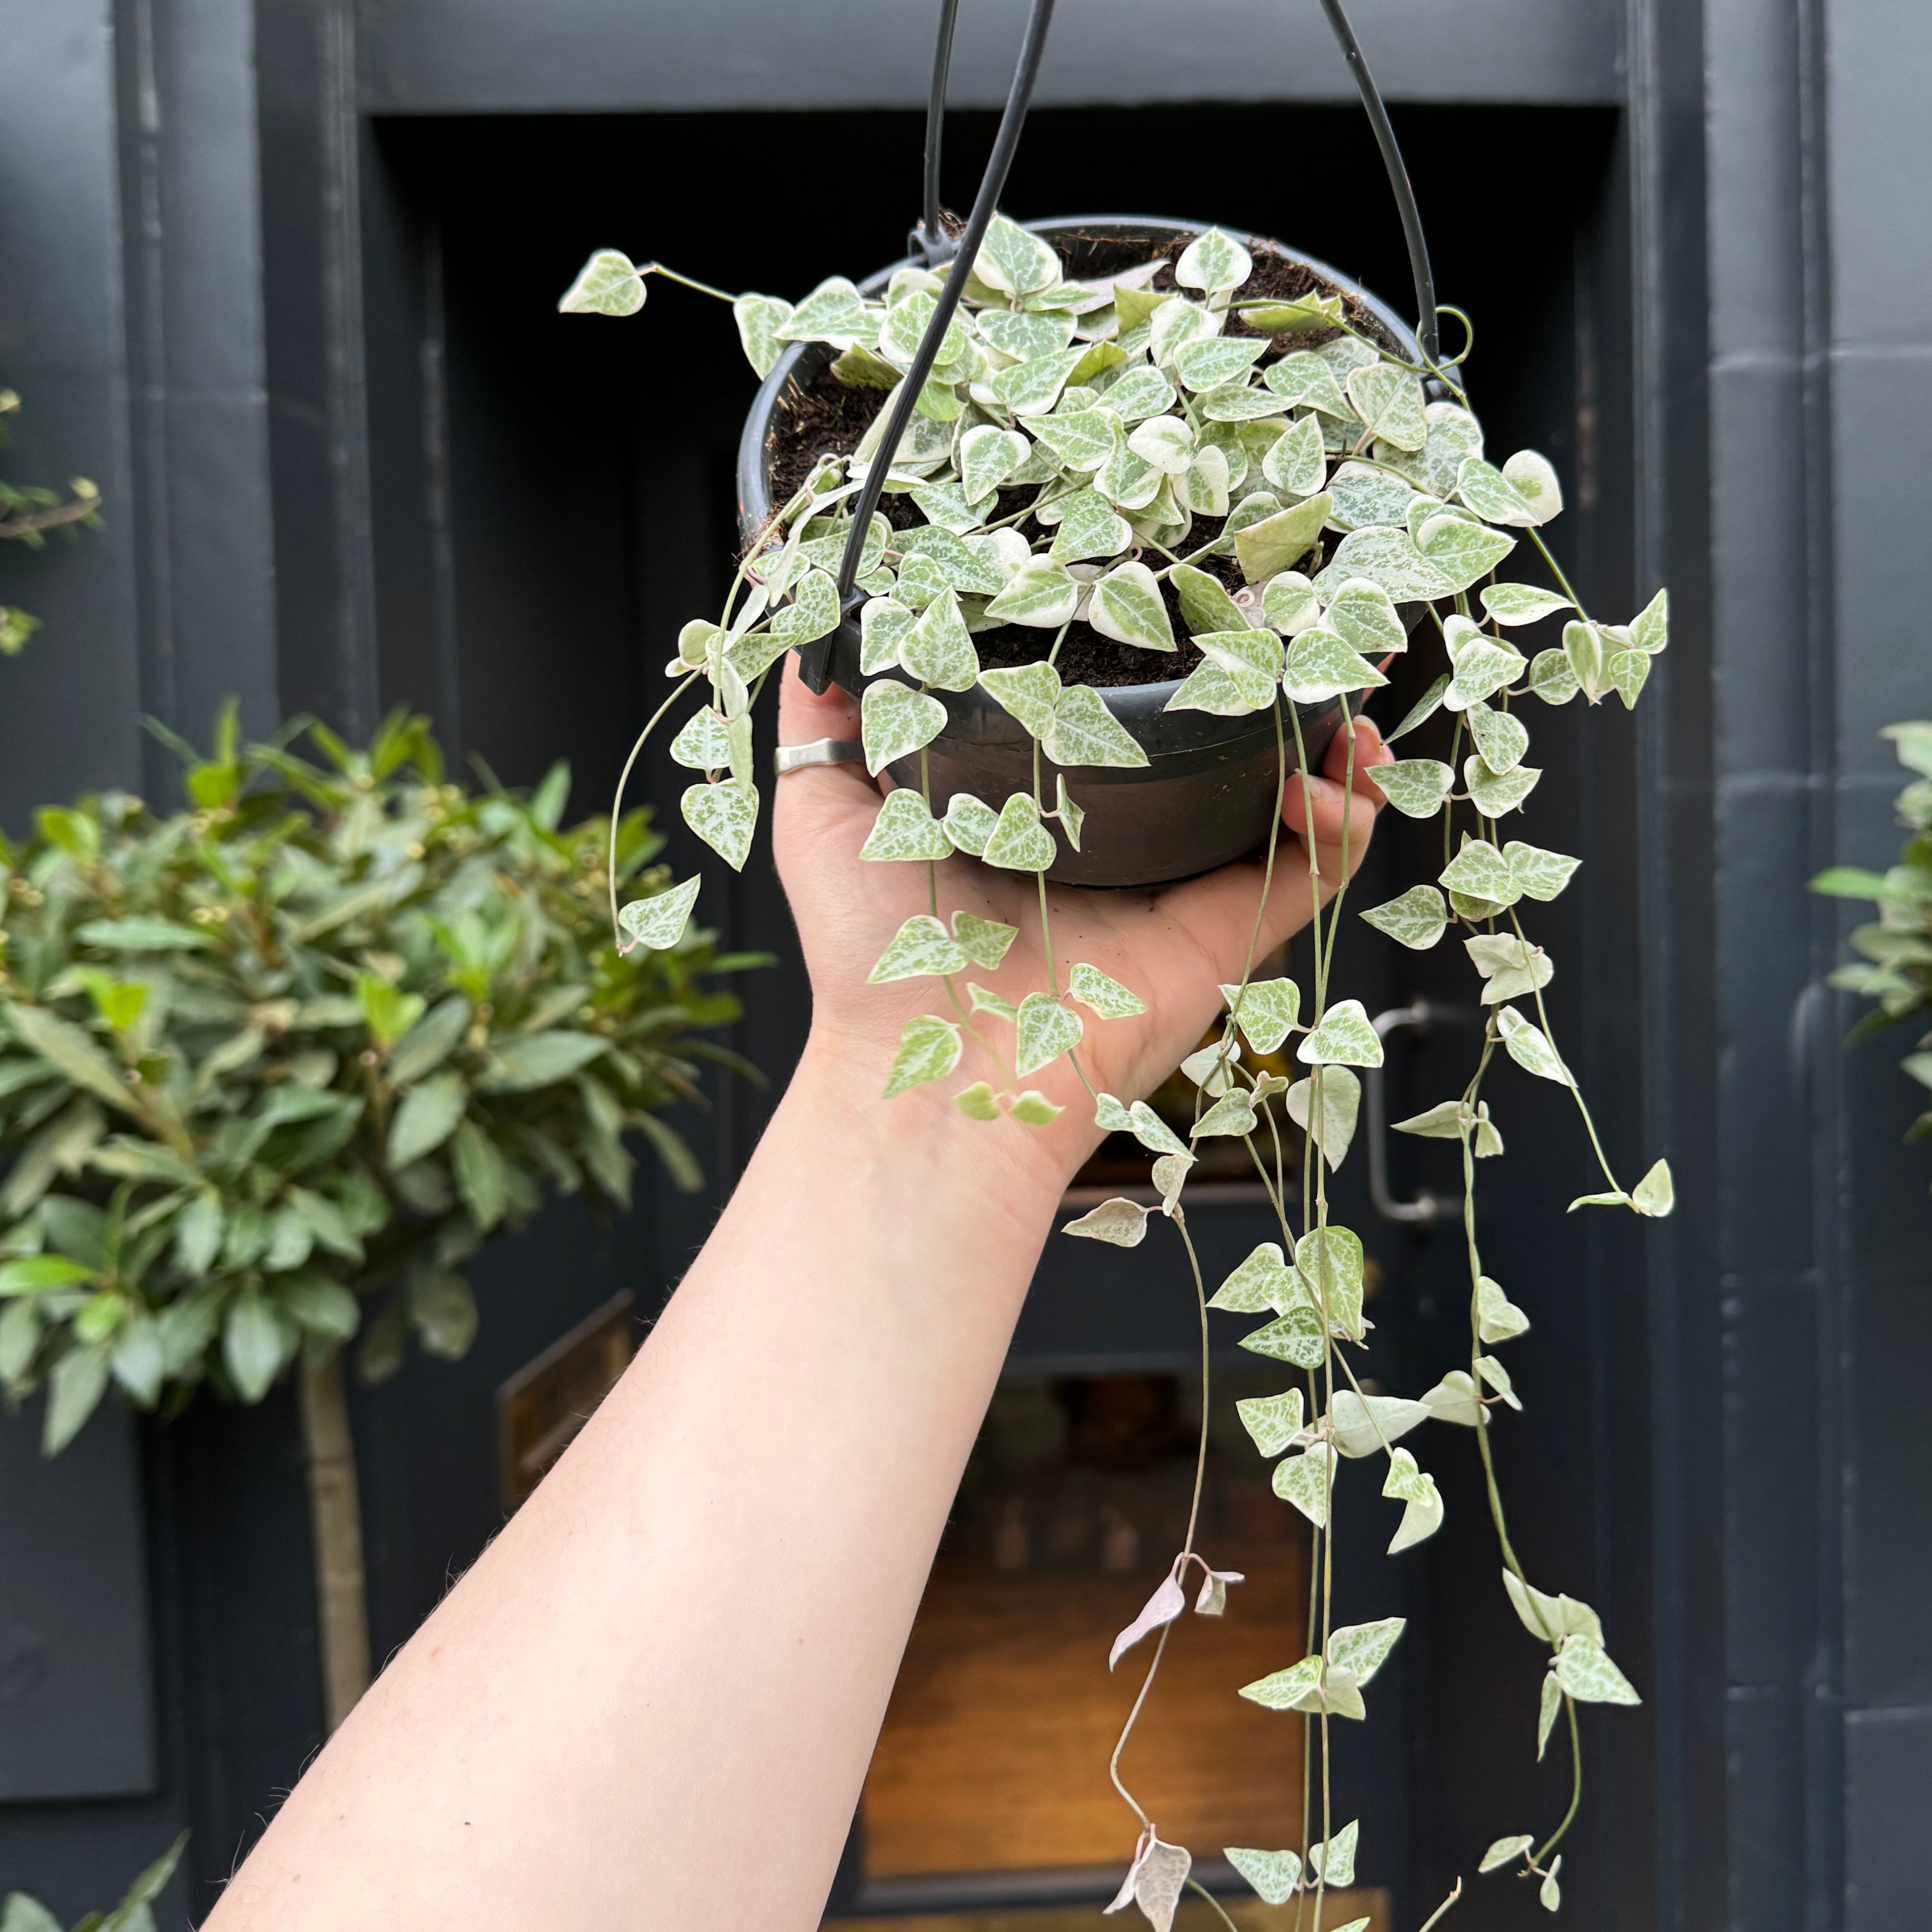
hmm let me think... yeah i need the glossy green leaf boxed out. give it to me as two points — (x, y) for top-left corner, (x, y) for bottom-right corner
(388, 1068), (466, 1167)
(223, 1292), (286, 1404)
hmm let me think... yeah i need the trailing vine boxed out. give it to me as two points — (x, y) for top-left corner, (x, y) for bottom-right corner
(562, 213), (1671, 1925)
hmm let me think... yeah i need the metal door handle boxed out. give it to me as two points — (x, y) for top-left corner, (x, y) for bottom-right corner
(1364, 1000), (1476, 1227)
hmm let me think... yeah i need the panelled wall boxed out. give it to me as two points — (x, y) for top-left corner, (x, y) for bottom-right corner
(0, 0), (1928, 1924)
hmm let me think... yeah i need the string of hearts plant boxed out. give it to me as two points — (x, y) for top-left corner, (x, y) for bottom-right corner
(556, 4), (1675, 1923)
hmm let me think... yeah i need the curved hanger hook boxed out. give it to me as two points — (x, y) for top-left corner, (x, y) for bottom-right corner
(837, 0), (1058, 607)
(914, 0), (963, 262)
(1316, 0), (1440, 367)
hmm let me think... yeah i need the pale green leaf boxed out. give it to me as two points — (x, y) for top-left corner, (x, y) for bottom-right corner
(1327, 459), (1420, 533)
(1387, 670), (1451, 740)
(1068, 962), (1146, 1019)
(1327, 1616), (1405, 1685)
(985, 557), (1082, 629)
(993, 345), (1091, 419)
(1241, 1305), (1326, 1371)
(869, 914), (967, 982)
(970, 982), (1017, 1021)
(1101, 365), (1177, 420)
(1064, 1197), (1153, 1247)
(861, 680), (948, 775)
(1263, 350), (1350, 414)
(1209, 1243), (1295, 1316)
(558, 248), (645, 317)
(1482, 580), (1574, 626)
(1287, 1065), (1360, 1168)
(1345, 362), (1426, 451)
(1045, 684), (1149, 769)
(1261, 415), (1328, 498)
(669, 706), (733, 772)
(860, 789), (953, 862)
(1323, 576), (1405, 658)
(1224, 1846), (1300, 1907)
(954, 1080), (1000, 1122)
(1632, 1157), (1675, 1216)
(1479, 1835), (1534, 1874)
(1235, 493), (1332, 584)
(901, 524), (1005, 596)
(1327, 1392), (1430, 1459)
(672, 771), (760, 868)
(1498, 1004), (1574, 1085)
(978, 661), (1062, 738)
(884, 1014), (963, 1098)
(1175, 227), (1252, 296)
(1240, 1651), (1325, 1708)
(1439, 838), (1521, 907)
(1528, 647), (1580, 705)
(1564, 618), (1609, 701)
(1505, 840), (1582, 902)
(1501, 449), (1564, 524)
(1543, 1868), (1563, 1913)
(1466, 700), (1530, 774)
(1418, 511), (1517, 593)
(1502, 1568), (1603, 1644)
(1088, 561), (1175, 651)
(733, 293), (794, 377)
(1175, 336), (1266, 392)
(951, 910), (1017, 970)
(1466, 933), (1553, 1004)
(941, 792), (1000, 858)
(775, 275), (870, 346)
(1222, 977), (1299, 1053)
(1282, 627), (1386, 704)
(1306, 1820), (1360, 1887)
(1008, 1090), (1063, 1126)
(1048, 489), (1133, 563)
(1261, 569), (1322, 635)
(974, 214), (1061, 297)
(900, 590), (979, 691)
(1236, 1387), (1305, 1456)
(1554, 1634), (1642, 1705)
(1273, 1443), (1334, 1528)
(1383, 1448), (1445, 1551)
(860, 597), (917, 676)
(616, 876), (701, 955)
(1169, 563), (1248, 636)
(1465, 754), (1542, 817)
(1631, 585), (1669, 654)
(1478, 1275), (1531, 1343)
(1422, 1369), (1484, 1427)
(982, 793), (1059, 872)
(1297, 999), (1384, 1067)
(1295, 1224), (1365, 1338)
(1361, 885), (1448, 950)
(1539, 1670), (1564, 1758)
(1317, 524), (1452, 601)
(1191, 1089), (1257, 1138)
(1015, 992), (1083, 1076)
(1610, 646), (1652, 708)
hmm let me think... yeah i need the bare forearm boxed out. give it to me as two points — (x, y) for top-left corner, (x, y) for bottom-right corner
(212, 1038), (1069, 1930)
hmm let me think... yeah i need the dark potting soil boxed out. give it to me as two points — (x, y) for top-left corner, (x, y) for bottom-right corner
(760, 233), (1380, 691)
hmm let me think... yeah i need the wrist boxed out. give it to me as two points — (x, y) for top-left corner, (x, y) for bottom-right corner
(790, 1026), (1085, 1227)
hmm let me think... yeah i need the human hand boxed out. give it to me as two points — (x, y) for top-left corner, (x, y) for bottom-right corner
(772, 657), (1393, 1192)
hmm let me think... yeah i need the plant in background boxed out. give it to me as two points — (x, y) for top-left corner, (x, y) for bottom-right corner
(0, 706), (755, 1727)
(1, 1832), (185, 1932)
(1813, 721), (1932, 1164)
(560, 1), (1673, 1921)
(0, 386), (102, 656)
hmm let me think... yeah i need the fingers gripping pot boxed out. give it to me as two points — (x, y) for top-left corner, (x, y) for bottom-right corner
(735, 217), (1429, 889)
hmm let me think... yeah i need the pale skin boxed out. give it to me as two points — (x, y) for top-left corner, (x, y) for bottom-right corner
(206, 659), (1392, 1930)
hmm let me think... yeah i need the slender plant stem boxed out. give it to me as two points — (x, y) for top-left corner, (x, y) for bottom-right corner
(642, 262), (737, 304)
(606, 672), (702, 939)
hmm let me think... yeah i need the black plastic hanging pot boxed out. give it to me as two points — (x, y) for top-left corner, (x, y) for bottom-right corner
(734, 221), (1430, 889)
(730, 0), (1445, 890)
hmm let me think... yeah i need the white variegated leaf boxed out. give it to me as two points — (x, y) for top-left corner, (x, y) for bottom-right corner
(883, 1014), (962, 1098)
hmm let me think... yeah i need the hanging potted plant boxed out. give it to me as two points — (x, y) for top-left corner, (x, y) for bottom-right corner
(559, 0), (1674, 1920)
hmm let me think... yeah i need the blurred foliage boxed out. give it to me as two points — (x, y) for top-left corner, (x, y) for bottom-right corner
(0, 387), (102, 656)
(0, 1830), (184, 1932)
(1814, 721), (1932, 1148)
(0, 705), (759, 1452)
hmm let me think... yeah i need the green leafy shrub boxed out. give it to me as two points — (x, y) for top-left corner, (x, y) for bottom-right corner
(0, 706), (755, 1453)
(1, 1831), (184, 1932)
(1815, 720), (1932, 1146)
(0, 386), (102, 655)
